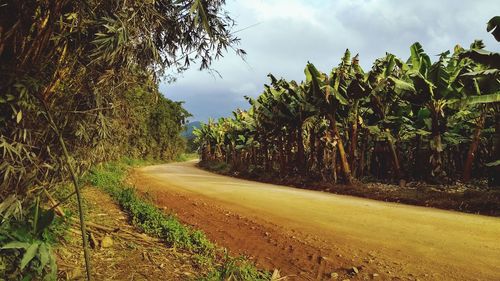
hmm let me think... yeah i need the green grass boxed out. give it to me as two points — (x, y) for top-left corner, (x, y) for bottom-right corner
(200, 160), (231, 174)
(200, 255), (272, 281)
(176, 152), (199, 162)
(84, 158), (270, 280)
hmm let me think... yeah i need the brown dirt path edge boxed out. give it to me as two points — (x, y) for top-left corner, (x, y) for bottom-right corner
(129, 161), (500, 281)
(56, 187), (201, 280)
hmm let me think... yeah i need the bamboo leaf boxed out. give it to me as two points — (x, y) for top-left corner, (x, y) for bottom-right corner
(190, 0), (213, 38)
(16, 111), (22, 123)
(485, 160), (500, 167)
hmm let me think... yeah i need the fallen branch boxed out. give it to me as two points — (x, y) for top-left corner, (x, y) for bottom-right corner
(69, 222), (159, 246)
(43, 189), (65, 217)
(80, 219), (161, 243)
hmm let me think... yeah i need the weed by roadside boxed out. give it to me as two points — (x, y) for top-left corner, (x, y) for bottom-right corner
(0, 195), (70, 280)
(176, 153), (199, 162)
(201, 254), (271, 281)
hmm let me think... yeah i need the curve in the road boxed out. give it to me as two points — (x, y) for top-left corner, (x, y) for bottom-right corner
(131, 160), (500, 281)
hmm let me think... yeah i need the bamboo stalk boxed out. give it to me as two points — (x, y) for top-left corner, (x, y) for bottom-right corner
(42, 102), (92, 281)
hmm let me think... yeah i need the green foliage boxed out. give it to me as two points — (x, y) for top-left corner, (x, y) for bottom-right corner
(201, 161), (232, 174)
(195, 39), (500, 185)
(87, 162), (213, 253)
(487, 16), (500, 42)
(201, 255), (271, 281)
(448, 92), (500, 109)
(0, 0), (242, 279)
(119, 188), (214, 254)
(0, 0), (241, 198)
(176, 153), (200, 162)
(0, 196), (68, 280)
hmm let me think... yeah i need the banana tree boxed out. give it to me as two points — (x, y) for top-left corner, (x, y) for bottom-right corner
(305, 55), (353, 184)
(271, 77), (317, 173)
(393, 43), (468, 180)
(357, 53), (411, 180)
(458, 37), (500, 184)
(342, 53), (369, 176)
(193, 122), (210, 161)
(193, 119), (224, 162)
(252, 88), (282, 171)
(228, 109), (259, 169)
(449, 44), (500, 182)
(195, 39), (499, 185)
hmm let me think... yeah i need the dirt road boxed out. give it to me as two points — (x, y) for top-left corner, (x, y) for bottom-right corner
(130, 161), (500, 281)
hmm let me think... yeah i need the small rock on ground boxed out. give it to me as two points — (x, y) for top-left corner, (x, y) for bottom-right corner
(101, 235), (114, 248)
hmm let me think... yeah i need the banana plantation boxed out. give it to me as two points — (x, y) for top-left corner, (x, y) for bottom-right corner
(195, 42), (500, 186)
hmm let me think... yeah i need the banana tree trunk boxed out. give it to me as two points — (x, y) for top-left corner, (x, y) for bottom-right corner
(230, 144), (236, 167)
(414, 134), (423, 180)
(386, 130), (401, 180)
(296, 122), (305, 174)
(263, 141), (270, 171)
(429, 106), (444, 180)
(349, 100), (359, 177)
(462, 113), (485, 182)
(308, 128), (316, 173)
(252, 147), (257, 166)
(287, 132), (294, 171)
(430, 134), (443, 178)
(317, 135), (325, 176)
(359, 129), (368, 178)
(329, 114), (352, 185)
(371, 142), (381, 178)
(492, 111), (500, 186)
(206, 143), (212, 161)
(332, 143), (338, 183)
(280, 135), (287, 175)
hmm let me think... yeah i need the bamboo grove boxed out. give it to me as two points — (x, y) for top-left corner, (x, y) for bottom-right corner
(195, 39), (500, 186)
(1, 0), (240, 279)
(0, 0), (242, 199)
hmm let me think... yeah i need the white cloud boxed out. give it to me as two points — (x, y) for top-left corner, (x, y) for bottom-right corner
(230, 82), (259, 97)
(162, 0), (500, 121)
(240, 0), (322, 27)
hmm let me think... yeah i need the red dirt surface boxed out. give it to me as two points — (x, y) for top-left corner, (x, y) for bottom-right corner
(129, 161), (500, 281)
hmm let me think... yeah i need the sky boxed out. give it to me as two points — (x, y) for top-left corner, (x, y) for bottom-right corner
(160, 0), (500, 122)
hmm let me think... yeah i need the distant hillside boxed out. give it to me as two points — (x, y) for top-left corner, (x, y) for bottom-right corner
(182, 121), (201, 138)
